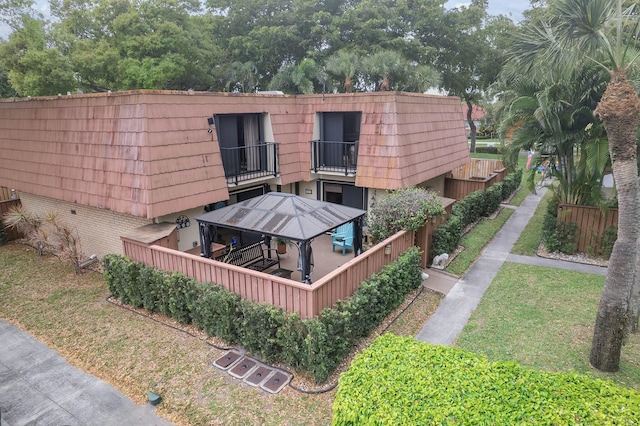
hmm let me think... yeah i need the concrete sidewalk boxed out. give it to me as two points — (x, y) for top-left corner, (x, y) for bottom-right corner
(417, 187), (609, 345)
(0, 320), (172, 426)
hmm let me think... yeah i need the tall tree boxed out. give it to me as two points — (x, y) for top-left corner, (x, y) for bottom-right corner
(498, 62), (610, 204)
(47, 0), (216, 91)
(510, 0), (640, 372)
(0, 15), (76, 96)
(415, 0), (515, 152)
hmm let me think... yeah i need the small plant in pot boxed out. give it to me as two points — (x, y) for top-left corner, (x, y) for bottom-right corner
(275, 237), (291, 254)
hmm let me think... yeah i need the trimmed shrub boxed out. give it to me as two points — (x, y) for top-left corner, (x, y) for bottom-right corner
(333, 334), (640, 425)
(452, 190), (486, 228)
(600, 225), (617, 259)
(103, 247), (423, 383)
(103, 254), (140, 304)
(430, 169), (521, 261)
(431, 215), (462, 258)
(542, 198), (578, 254)
(483, 183), (503, 216)
(474, 146), (499, 154)
(366, 187), (444, 243)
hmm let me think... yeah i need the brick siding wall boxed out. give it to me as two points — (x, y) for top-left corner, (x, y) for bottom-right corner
(20, 193), (151, 258)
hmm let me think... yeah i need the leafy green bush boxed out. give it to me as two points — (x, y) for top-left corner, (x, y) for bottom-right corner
(600, 225), (617, 259)
(333, 334), (640, 425)
(430, 170), (521, 261)
(430, 215), (462, 260)
(483, 183), (503, 216)
(452, 190), (486, 228)
(103, 247), (423, 383)
(542, 198), (578, 254)
(500, 169), (522, 199)
(366, 187), (444, 243)
(474, 146), (499, 154)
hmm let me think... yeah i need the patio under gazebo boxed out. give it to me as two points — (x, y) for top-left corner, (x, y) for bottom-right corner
(194, 192), (367, 283)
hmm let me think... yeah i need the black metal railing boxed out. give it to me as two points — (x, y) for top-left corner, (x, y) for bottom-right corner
(220, 142), (279, 185)
(310, 140), (358, 175)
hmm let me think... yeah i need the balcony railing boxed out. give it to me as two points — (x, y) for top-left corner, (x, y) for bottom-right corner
(310, 140), (358, 175)
(220, 142), (279, 185)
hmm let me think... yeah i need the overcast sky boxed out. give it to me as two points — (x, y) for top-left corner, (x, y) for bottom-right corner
(446, 0), (531, 22)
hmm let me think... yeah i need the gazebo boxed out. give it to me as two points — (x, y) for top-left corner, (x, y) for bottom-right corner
(194, 192), (367, 283)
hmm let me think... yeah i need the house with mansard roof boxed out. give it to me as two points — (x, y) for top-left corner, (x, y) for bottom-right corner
(0, 90), (469, 259)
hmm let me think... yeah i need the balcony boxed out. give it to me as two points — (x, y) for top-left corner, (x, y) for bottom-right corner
(220, 142), (279, 185)
(310, 140), (358, 175)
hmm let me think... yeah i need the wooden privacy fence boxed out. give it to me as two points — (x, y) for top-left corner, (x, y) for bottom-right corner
(444, 173), (498, 200)
(0, 199), (23, 241)
(122, 230), (415, 319)
(444, 159), (506, 200)
(449, 159), (506, 180)
(557, 204), (618, 255)
(0, 187), (17, 201)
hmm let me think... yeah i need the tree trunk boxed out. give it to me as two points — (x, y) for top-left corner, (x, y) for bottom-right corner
(466, 99), (476, 153)
(345, 75), (353, 93)
(590, 72), (640, 371)
(633, 232), (640, 332)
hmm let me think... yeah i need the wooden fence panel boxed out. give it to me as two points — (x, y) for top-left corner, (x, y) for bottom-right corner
(450, 159), (505, 180)
(0, 187), (17, 202)
(122, 230), (413, 318)
(444, 174), (497, 200)
(557, 204), (618, 255)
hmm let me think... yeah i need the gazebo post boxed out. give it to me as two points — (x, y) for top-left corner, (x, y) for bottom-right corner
(199, 222), (212, 258)
(354, 216), (364, 256)
(297, 240), (313, 284)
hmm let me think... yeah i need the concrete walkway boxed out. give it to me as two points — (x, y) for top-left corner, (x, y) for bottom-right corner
(0, 320), (172, 426)
(416, 187), (607, 346)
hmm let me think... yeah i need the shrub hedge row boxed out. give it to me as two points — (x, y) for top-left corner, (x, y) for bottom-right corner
(103, 247), (423, 383)
(333, 334), (640, 425)
(430, 169), (522, 260)
(474, 146), (499, 154)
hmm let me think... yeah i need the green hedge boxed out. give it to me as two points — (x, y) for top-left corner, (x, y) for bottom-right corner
(474, 146), (499, 154)
(333, 334), (640, 425)
(431, 169), (522, 260)
(103, 247), (423, 383)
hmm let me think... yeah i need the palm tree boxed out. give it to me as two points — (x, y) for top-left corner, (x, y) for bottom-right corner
(498, 62), (610, 205)
(509, 0), (640, 372)
(225, 61), (258, 93)
(269, 59), (324, 94)
(325, 50), (360, 93)
(362, 50), (404, 91)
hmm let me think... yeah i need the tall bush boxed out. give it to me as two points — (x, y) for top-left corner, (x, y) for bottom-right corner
(367, 187), (444, 243)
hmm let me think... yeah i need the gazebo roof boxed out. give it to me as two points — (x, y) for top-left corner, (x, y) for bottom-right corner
(194, 192), (366, 242)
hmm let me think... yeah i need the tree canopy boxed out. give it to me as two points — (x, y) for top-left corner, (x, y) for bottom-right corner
(0, 0), (514, 97)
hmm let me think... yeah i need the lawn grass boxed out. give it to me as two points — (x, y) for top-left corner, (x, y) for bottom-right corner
(445, 207), (514, 276)
(0, 244), (335, 426)
(455, 262), (640, 391)
(0, 242), (442, 426)
(511, 188), (554, 256)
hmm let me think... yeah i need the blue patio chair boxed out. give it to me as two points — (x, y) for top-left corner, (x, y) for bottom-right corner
(331, 222), (354, 255)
